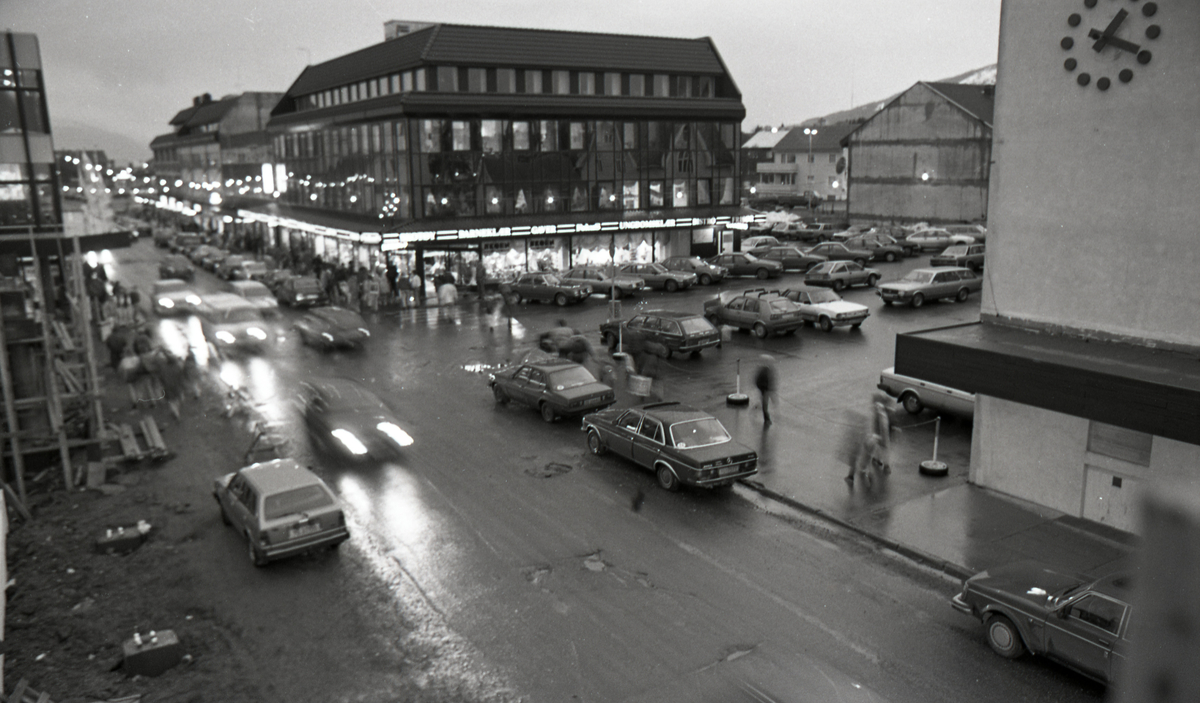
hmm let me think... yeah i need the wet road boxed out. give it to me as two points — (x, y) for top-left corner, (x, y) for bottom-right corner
(113, 240), (1103, 702)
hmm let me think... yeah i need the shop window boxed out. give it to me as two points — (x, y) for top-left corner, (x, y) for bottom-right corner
(513, 122), (531, 151)
(673, 180), (689, 207)
(514, 186), (531, 214)
(485, 185), (504, 214)
(1088, 422), (1152, 466)
(577, 72), (595, 95)
(696, 76), (714, 98)
(452, 121), (471, 151)
(596, 122), (615, 150)
(569, 123), (586, 150)
(539, 121), (557, 151)
(628, 74), (645, 97)
(370, 124), (382, 153)
(652, 74), (670, 97)
(437, 66), (458, 92)
(542, 185), (562, 212)
(622, 181), (640, 209)
(621, 123), (637, 150)
(421, 119), (443, 153)
(649, 181), (664, 207)
(395, 121), (408, 151)
(467, 68), (486, 92)
(603, 73), (621, 96)
(721, 123), (736, 150)
(552, 71), (570, 95)
(481, 120), (502, 154)
(596, 182), (616, 210)
(696, 179), (711, 205)
(497, 68), (516, 93)
(524, 69), (543, 94)
(719, 177), (734, 205)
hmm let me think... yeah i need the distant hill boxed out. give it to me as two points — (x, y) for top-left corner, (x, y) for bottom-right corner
(52, 119), (151, 167)
(795, 63), (997, 128)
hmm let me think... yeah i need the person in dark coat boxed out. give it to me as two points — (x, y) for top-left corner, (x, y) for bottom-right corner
(755, 356), (777, 425)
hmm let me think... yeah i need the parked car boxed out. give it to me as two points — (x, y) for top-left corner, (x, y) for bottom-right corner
(299, 378), (414, 461)
(803, 241), (873, 265)
(756, 245), (826, 272)
(560, 266), (645, 299)
(930, 243), (986, 271)
(228, 259), (270, 282)
(158, 254), (194, 282)
(275, 275), (328, 307)
(951, 561), (1131, 684)
(215, 255), (249, 280)
(775, 286), (870, 331)
(903, 228), (974, 252)
(294, 306), (370, 350)
(199, 248), (231, 272)
(150, 279), (202, 317)
(773, 221), (839, 243)
(582, 401), (758, 491)
(942, 223), (988, 243)
(876, 267), (982, 307)
(228, 280), (280, 317)
(489, 358), (615, 423)
(707, 252), (784, 280)
(702, 289), (804, 338)
(599, 311), (720, 358)
(616, 262), (696, 292)
(170, 233), (203, 255)
(503, 272), (591, 306)
(740, 234), (783, 254)
(661, 256), (728, 285)
(197, 292), (271, 355)
(877, 366), (975, 417)
(187, 244), (220, 265)
(803, 261), (880, 291)
(213, 457), (350, 566)
(841, 233), (909, 262)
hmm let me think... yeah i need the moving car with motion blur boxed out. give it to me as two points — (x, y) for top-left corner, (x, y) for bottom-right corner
(151, 279), (203, 317)
(213, 458), (350, 567)
(951, 561), (1132, 684)
(876, 267), (982, 307)
(775, 286), (870, 331)
(300, 378), (414, 461)
(560, 266), (646, 299)
(703, 289), (804, 338)
(803, 261), (880, 291)
(489, 358), (615, 423)
(158, 254), (195, 281)
(228, 280), (280, 318)
(503, 272), (591, 306)
(599, 311), (720, 358)
(197, 292), (271, 356)
(294, 306), (370, 350)
(227, 259), (270, 282)
(660, 256), (727, 285)
(707, 252), (783, 280)
(275, 275), (328, 308)
(616, 262), (696, 292)
(582, 401), (758, 492)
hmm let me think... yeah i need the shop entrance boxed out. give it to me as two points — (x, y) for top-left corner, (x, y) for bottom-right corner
(414, 245), (483, 299)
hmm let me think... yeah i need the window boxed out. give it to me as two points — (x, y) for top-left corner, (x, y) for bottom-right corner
(629, 74), (646, 97)
(368, 79), (378, 98)
(539, 120), (557, 151)
(808, 154), (815, 163)
(649, 180), (664, 207)
(496, 68), (516, 93)
(652, 74), (670, 97)
(524, 69), (543, 94)
(467, 68), (487, 92)
(513, 122), (531, 151)
(604, 72), (621, 96)
(829, 154), (838, 163)
(1065, 595), (1126, 635)
(389, 74), (399, 93)
(618, 411), (642, 432)
(696, 76), (714, 98)
(481, 120), (502, 154)
(437, 66), (458, 92)
(451, 121), (470, 151)
(1088, 422), (1152, 466)
(639, 418), (664, 443)
(569, 122), (586, 150)
(672, 75), (692, 97)
(401, 72), (413, 92)
(420, 119), (442, 153)
(552, 70), (570, 95)
(622, 123), (637, 150)
(673, 180), (689, 207)
(577, 72), (595, 95)
(415, 69), (426, 91)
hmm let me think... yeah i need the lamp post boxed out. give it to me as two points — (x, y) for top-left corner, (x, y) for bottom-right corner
(803, 127), (818, 206)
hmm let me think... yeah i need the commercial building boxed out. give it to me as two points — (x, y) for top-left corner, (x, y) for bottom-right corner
(748, 122), (854, 207)
(891, 1), (1200, 533)
(842, 82), (993, 225)
(250, 21), (750, 289)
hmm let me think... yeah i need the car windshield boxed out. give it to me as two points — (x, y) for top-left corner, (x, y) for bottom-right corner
(670, 418), (731, 448)
(806, 289), (841, 303)
(543, 274), (563, 286)
(319, 382), (390, 412)
(940, 246), (969, 256)
(293, 278), (321, 292)
(263, 484), (335, 521)
(156, 281), (188, 294)
(548, 366), (598, 390)
(243, 262), (268, 272)
(223, 308), (263, 323)
(679, 317), (715, 334)
(646, 263), (667, 273)
(901, 271), (936, 284)
(768, 299), (798, 313)
(809, 263), (835, 273)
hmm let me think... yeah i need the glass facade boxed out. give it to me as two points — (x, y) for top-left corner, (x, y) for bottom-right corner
(0, 51), (60, 231)
(275, 118), (739, 222)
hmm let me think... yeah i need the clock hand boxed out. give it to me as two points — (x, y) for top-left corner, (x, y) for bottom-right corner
(1087, 31), (1141, 54)
(1091, 8), (1129, 51)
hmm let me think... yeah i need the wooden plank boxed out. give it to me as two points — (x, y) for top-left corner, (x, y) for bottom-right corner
(8, 678), (29, 703)
(34, 691), (51, 703)
(115, 423), (142, 460)
(52, 320), (75, 352)
(54, 359), (84, 395)
(140, 416), (167, 454)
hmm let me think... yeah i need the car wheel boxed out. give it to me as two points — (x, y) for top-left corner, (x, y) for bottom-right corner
(698, 274), (712, 286)
(755, 268), (770, 280)
(819, 316), (834, 333)
(554, 293), (569, 307)
(956, 287), (970, 303)
(752, 322), (769, 339)
(587, 428), (607, 455)
(611, 287), (624, 299)
(867, 274), (880, 287)
(985, 615), (1026, 659)
(539, 402), (556, 423)
(656, 464), (680, 492)
(831, 279), (845, 292)
(911, 293), (925, 308)
(901, 393), (923, 415)
(492, 385), (509, 405)
(851, 322), (862, 329)
(247, 532), (267, 567)
(884, 252), (897, 263)
(664, 279), (679, 292)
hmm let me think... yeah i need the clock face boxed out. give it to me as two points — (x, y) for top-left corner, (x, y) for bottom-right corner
(1060, 0), (1163, 90)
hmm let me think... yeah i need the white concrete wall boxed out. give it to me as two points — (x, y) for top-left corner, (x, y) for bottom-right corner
(984, 1), (1200, 348)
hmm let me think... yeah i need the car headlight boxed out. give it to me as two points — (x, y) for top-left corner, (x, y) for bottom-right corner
(321, 332), (335, 342)
(246, 327), (267, 340)
(357, 327), (370, 337)
(376, 421), (414, 447)
(215, 330), (236, 344)
(157, 298), (174, 308)
(331, 429), (369, 455)
(186, 294), (202, 306)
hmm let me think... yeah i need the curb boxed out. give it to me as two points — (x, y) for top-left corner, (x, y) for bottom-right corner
(739, 479), (975, 583)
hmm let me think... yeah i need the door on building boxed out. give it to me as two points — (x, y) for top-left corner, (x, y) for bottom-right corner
(1082, 466), (1141, 532)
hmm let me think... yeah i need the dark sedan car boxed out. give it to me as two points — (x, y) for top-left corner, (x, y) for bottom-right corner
(599, 311), (720, 358)
(275, 275), (328, 307)
(503, 272), (591, 306)
(294, 306), (370, 350)
(582, 401), (758, 491)
(661, 256), (728, 285)
(707, 252), (784, 280)
(490, 358), (615, 423)
(803, 261), (880, 291)
(951, 561), (1132, 684)
(803, 241), (873, 265)
(158, 254), (195, 281)
(930, 243), (986, 271)
(300, 378), (414, 461)
(755, 245), (827, 272)
(616, 262), (696, 292)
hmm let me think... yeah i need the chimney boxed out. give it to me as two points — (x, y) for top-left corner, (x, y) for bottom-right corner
(384, 20), (435, 41)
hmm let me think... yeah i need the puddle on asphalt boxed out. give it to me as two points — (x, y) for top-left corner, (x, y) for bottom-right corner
(524, 462), (573, 478)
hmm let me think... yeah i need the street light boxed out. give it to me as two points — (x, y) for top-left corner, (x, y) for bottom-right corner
(803, 127), (818, 206)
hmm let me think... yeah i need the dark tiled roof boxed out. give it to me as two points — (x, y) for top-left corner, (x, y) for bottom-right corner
(284, 23), (733, 98)
(922, 82), (994, 125)
(773, 122), (858, 152)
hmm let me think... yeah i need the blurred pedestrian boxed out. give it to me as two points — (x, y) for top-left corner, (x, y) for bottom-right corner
(755, 355), (777, 425)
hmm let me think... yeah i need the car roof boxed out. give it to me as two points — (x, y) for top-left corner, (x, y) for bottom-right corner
(238, 458), (324, 495)
(521, 358), (583, 371)
(307, 377), (388, 407)
(153, 279), (189, 291)
(912, 266), (972, 274)
(632, 401), (712, 423)
(231, 280), (270, 292)
(636, 310), (705, 320)
(201, 292), (258, 311)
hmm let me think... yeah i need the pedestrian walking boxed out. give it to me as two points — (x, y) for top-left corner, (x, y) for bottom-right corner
(754, 356), (777, 425)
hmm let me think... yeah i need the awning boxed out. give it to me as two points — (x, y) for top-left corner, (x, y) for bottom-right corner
(895, 322), (1200, 445)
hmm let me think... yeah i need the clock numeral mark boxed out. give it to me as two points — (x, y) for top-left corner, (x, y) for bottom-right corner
(1065, 58), (1078, 72)
(1142, 3), (1157, 18)
(1137, 50), (1152, 64)
(1068, 13), (1082, 27)
(1146, 25), (1161, 40)
(1097, 77), (1111, 91)
(1119, 69), (1134, 83)
(1077, 73), (1091, 87)
(1061, 37), (1075, 50)
(1083, 0), (1097, 8)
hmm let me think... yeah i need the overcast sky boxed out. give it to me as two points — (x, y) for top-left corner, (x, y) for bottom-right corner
(8, 0), (1001, 161)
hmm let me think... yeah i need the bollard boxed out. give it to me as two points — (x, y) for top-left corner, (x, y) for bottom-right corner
(919, 416), (949, 476)
(726, 358), (749, 406)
